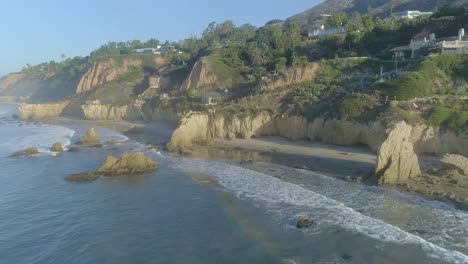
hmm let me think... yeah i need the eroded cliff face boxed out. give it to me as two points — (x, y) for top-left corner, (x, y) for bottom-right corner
(0, 73), (26, 92)
(81, 104), (143, 120)
(76, 57), (164, 94)
(180, 57), (220, 91)
(260, 63), (320, 91)
(18, 101), (69, 120)
(168, 111), (467, 184)
(376, 122), (421, 185)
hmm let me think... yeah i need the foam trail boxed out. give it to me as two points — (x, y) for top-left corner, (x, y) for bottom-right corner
(172, 158), (468, 264)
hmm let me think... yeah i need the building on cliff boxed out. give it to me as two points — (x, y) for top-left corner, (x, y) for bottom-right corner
(201, 92), (224, 105)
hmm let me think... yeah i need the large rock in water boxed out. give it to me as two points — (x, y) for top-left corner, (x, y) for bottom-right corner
(51, 142), (63, 152)
(10, 147), (39, 157)
(376, 122), (421, 185)
(96, 152), (158, 176)
(78, 128), (100, 144)
(441, 154), (468, 176)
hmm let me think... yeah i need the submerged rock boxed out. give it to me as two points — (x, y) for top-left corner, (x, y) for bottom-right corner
(10, 147), (39, 157)
(96, 152), (158, 176)
(66, 173), (99, 182)
(78, 128), (100, 145)
(51, 142), (64, 152)
(68, 146), (81, 152)
(296, 218), (314, 229)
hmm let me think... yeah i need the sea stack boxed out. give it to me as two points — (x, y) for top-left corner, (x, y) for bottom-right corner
(78, 128), (101, 145)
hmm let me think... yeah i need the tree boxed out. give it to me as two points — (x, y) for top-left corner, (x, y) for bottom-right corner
(275, 57), (287, 72)
(363, 15), (374, 32)
(326, 13), (347, 29)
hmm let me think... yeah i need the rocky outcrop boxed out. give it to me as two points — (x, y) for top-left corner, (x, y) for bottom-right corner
(76, 57), (164, 94)
(180, 57), (221, 91)
(10, 147), (39, 158)
(96, 152), (158, 176)
(81, 104), (143, 120)
(296, 219), (314, 229)
(66, 173), (99, 182)
(51, 143), (64, 152)
(18, 101), (69, 120)
(376, 122), (421, 185)
(78, 128), (100, 145)
(260, 63), (319, 91)
(441, 154), (468, 175)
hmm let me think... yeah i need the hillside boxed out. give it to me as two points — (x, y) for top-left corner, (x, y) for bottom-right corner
(288, 0), (468, 28)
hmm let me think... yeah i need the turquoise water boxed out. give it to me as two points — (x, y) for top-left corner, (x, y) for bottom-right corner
(0, 103), (467, 264)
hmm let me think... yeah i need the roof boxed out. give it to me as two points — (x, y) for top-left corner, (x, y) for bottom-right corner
(390, 45), (411, 52)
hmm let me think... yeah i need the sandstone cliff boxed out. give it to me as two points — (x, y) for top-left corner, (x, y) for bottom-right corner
(81, 104), (143, 120)
(168, 111), (467, 185)
(76, 57), (164, 94)
(18, 101), (69, 120)
(260, 63), (319, 91)
(376, 122), (421, 185)
(0, 73), (26, 92)
(180, 57), (221, 91)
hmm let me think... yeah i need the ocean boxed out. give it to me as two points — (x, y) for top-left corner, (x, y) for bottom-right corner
(0, 103), (467, 264)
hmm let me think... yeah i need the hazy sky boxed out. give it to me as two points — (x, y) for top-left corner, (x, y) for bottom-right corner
(0, 0), (322, 76)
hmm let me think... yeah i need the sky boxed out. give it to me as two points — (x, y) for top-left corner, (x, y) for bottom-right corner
(0, 0), (322, 76)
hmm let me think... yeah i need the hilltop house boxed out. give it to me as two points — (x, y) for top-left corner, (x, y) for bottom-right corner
(390, 28), (468, 58)
(133, 45), (182, 55)
(440, 28), (468, 54)
(392, 11), (433, 20)
(308, 24), (347, 38)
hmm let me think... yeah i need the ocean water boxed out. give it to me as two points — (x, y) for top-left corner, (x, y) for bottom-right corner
(0, 103), (467, 264)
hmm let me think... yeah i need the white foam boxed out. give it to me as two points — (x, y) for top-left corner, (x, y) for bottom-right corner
(0, 122), (75, 157)
(172, 158), (468, 264)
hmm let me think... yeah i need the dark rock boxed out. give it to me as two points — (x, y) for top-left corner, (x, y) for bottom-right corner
(11, 114), (18, 119)
(91, 144), (104, 148)
(66, 173), (99, 182)
(69, 146), (81, 152)
(10, 147), (39, 157)
(296, 218), (314, 229)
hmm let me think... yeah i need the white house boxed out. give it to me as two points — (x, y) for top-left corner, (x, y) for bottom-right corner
(308, 24), (347, 38)
(440, 29), (468, 54)
(392, 11), (433, 20)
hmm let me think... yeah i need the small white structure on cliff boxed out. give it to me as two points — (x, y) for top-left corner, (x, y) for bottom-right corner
(201, 92), (224, 105)
(392, 11), (433, 20)
(440, 28), (468, 54)
(308, 24), (347, 38)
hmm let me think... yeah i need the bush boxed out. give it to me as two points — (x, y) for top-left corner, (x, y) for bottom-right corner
(339, 94), (375, 120)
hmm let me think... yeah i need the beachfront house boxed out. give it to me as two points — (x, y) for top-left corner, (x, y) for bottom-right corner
(201, 92), (224, 105)
(132, 45), (182, 55)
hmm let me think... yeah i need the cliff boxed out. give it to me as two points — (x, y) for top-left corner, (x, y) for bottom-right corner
(180, 57), (221, 91)
(81, 104), (143, 120)
(0, 73), (26, 92)
(168, 111), (467, 184)
(18, 101), (69, 120)
(76, 56), (164, 94)
(260, 63), (320, 91)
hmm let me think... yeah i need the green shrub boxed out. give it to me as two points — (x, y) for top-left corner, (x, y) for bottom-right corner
(339, 94), (375, 120)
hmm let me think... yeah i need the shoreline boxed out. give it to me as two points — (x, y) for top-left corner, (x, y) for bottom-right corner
(6, 109), (467, 208)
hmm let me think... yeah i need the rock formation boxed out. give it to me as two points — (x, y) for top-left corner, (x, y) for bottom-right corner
(69, 146), (81, 152)
(18, 101), (69, 120)
(51, 143), (64, 152)
(96, 152), (158, 176)
(376, 122), (421, 185)
(296, 219), (314, 229)
(10, 147), (39, 157)
(78, 128), (100, 145)
(441, 154), (468, 176)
